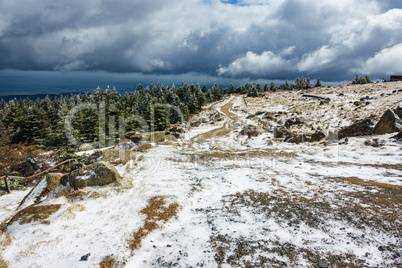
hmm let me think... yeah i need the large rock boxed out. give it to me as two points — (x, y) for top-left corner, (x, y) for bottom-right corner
(273, 126), (290, 138)
(169, 126), (187, 134)
(169, 126), (187, 138)
(79, 143), (95, 151)
(199, 117), (209, 124)
(86, 150), (104, 164)
(372, 109), (402, 135)
(284, 118), (305, 128)
(102, 149), (138, 164)
(338, 119), (373, 139)
(190, 120), (201, 127)
(114, 141), (137, 150)
(69, 161), (121, 190)
(286, 134), (309, 144)
(130, 131), (165, 144)
(214, 113), (224, 121)
(19, 173), (64, 209)
(240, 124), (264, 137)
(310, 131), (326, 142)
(7, 204), (61, 227)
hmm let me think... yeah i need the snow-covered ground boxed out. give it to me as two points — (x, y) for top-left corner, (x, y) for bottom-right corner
(0, 83), (401, 267)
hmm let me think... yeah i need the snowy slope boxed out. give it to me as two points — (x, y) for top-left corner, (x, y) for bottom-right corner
(0, 83), (401, 267)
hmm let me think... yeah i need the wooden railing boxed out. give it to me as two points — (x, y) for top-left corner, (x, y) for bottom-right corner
(1, 158), (78, 194)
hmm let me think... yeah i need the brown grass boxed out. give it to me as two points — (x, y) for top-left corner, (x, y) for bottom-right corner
(6, 204), (61, 227)
(326, 176), (402, 190)
(210, 233), (367, 268)
(58, 203), (85, 220)
(127, 196), (179, 254)
(99, 255), (122, 268)
(305, 159), (402, 170)
(0, 257), (9, 268)
(136, 144), (153, 152)
(207, 184), (402, 267)
(0, 219), (11, 268)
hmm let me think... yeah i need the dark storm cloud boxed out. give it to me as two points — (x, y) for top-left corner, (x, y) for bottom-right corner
(0, 0), (401, 82)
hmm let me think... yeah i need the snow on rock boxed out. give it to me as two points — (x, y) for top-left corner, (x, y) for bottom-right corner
(17, 173), (64, 211)
(69, 161), (122, 190)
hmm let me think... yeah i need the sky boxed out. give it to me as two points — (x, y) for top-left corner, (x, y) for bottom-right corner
(0, 0), (402, 95)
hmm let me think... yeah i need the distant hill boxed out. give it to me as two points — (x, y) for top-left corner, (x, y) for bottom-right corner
(0, 92), (88, 102)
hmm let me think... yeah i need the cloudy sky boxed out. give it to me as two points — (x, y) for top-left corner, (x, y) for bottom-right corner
(0, 0), (402, 93)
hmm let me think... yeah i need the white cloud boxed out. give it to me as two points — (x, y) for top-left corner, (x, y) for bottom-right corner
(217, 50), (292, 76)
(297, 46), (338, 72)
(357, 43), (402, 75)
(0, 0), (401, 81)
(280, 46), (296, 56)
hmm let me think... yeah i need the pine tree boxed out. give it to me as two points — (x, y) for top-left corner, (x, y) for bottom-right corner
(247, 86), (258, 97)
(153, 106), (170, 131)
(270, 82), (277, 92)
(211, 84), (221, 101)
(314, 78), (322, 87)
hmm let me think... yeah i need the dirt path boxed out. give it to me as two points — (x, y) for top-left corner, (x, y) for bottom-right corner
(190, 97), (240, 143)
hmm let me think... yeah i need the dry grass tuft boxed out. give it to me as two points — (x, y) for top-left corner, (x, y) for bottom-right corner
(0, 257), (9, 268)
(136, 144), (153, 152)
(127, 196), (179, 254)
(6, 204), (61, 227)
(326, 176), (402, 190)
(99, 255), (122, 268)
(58, 203), (85, 220)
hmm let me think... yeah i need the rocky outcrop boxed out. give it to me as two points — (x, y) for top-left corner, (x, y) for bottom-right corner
(69, 161), (121, 190)
(240, 124), (264, 137)
(79, 143), (95, 151)
(168, 126), (187, 139)
(372, 109), (402, 135)
(102, 149), (137, 164)
(190, 120), (201, 127)
(338, 119), (373, 139)
(284, 118), (305, 128)
(130, 131), (165, 144)
(273, 126), (290, 138)
(114, 141), (137, 150)
(302, 94), (331, 104)
(286, 134), (309, 144)
(7, 204), (61, 227)
(86, 150), (104, 164)
(199, 117), (209, 124)
(19, 173), (64, 209)
(310, 131), (326, 142)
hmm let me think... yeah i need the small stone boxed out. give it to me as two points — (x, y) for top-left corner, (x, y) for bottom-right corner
(318, 260), (328, 268)
(80, 253), (91, 261)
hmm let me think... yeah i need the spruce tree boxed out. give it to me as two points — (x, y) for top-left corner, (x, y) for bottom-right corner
(314, 78), (322, 87)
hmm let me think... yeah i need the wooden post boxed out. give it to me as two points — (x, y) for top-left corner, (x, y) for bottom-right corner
(4, 175), (11, 194)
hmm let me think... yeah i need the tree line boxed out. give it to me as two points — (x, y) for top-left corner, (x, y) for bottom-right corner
(0, 76), (337, 148)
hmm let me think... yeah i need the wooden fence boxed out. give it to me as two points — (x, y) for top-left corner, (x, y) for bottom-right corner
(1, 158), (78, 194)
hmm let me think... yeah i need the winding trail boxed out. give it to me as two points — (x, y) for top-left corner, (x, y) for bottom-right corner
(190, 96), (239, 143)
